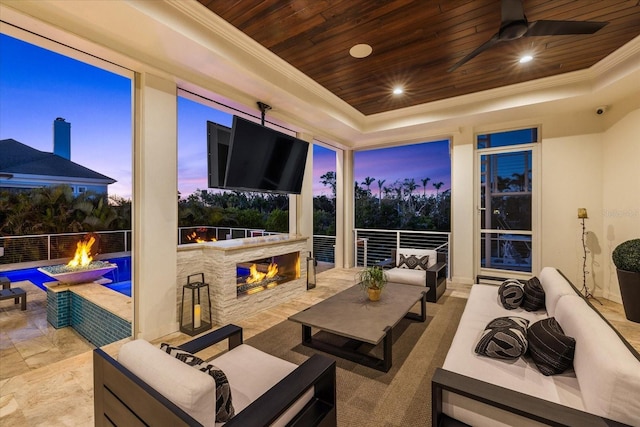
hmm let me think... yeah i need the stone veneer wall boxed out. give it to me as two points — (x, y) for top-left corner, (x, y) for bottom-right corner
(177, 237), (308, 325)
(46, 287), (130, 346)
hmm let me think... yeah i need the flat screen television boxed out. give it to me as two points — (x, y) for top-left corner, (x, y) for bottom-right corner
(207, 121), (231, 188)
(220, 116), (309, 194)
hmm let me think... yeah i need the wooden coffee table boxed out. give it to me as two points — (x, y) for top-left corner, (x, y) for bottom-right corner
(288, 282), (427, 372)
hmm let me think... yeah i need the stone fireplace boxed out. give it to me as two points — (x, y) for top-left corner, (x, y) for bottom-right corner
(177, 235), (308, 324)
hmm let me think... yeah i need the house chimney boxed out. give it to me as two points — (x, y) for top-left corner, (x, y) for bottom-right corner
(53, 117), (71, 159)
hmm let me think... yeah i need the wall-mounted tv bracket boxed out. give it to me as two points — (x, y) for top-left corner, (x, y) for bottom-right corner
(257, 102), (272, 126)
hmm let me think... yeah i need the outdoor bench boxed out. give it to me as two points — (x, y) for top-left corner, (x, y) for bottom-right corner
(0, 287), (27, 310)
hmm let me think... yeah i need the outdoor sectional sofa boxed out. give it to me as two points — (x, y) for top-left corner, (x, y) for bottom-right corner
(93, 324), (337, 426)
(431, 267), (640, 426)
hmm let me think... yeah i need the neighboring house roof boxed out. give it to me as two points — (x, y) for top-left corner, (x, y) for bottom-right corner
(0, 138), (116, 183)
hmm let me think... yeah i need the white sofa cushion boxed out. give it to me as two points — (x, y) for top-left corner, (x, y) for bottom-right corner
(385, 267), (426, 286)
(118, 339), (217, 427)
(396, 248), (437, 269)
(554, 295), (640, 424)
(442, 285), (583, 426)
(538, 267), (577, 316)
(212, 344), (314, 427)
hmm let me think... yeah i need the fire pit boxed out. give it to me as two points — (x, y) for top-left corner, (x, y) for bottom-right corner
(37, 235), (117, 285)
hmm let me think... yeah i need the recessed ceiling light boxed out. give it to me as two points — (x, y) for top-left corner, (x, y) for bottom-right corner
(392, 87), (404, 95)
(349, 44), (372, 58)
(519, 54), (533, 64)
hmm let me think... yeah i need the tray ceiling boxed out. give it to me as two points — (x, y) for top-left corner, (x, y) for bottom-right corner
(199, 0), (640, 116)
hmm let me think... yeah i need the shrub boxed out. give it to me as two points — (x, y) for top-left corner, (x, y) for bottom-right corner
(612, 239), (640, 273)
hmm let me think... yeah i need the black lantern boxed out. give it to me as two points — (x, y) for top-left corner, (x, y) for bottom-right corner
(306, 251), (316, 290)
(180, 273), (212, 336)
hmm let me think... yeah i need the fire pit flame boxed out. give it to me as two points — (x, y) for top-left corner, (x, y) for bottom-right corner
(37, 233), (117, 285)
(186, 231), (217, 243)
(67, 236), (96, 267)
(246, 263), (278, 284)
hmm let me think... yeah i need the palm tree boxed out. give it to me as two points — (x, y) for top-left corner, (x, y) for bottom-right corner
(433, 181), (444, 199)
(421, 177), (431, 197)
(320, 171), (336, 197)
(376, 179), (386, 203)
(403, 178), (418, 212)
(362, 176), (375, 194)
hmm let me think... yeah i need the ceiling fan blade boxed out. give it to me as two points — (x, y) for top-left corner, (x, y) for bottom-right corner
(525, 20), (608, 37)
(501, 0), (526, 25)
(448, 35), (500, 72)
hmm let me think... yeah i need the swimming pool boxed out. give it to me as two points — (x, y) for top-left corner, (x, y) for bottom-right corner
(0, 256), (132, 297)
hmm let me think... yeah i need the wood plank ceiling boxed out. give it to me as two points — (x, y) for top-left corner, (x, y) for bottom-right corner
(199, 0), (640, 116)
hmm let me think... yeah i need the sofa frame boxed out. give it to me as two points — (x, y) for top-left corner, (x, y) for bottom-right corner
(431, 369), (628, 426)
(94, 324), (337, 427)
(431, 270), (639, 427)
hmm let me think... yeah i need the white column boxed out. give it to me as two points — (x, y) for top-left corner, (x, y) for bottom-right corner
(336, 149), (354, 268)
(451, 128), (474, 284)
(133, 72), (179, 340)
(290, 133), (315, 255)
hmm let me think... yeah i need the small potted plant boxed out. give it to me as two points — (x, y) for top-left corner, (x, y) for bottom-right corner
(357, 265), (387, 301)
(612, 238), (640, 323)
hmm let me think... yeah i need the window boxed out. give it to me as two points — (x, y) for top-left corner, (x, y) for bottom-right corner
(476, 128), (539, 274)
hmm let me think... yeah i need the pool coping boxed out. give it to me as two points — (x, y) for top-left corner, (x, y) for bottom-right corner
(46, 281), (132, 323)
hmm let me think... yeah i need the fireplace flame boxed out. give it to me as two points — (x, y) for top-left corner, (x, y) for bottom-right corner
(67, 236), (96, 267)
(187, 231), (216, 243)
(246, 263), (278, 284)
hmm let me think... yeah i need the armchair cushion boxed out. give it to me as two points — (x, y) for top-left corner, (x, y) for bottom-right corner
(160, 343), (235, 422)
(118, 339), (217, 427)
(384, 267), (426, 287)
(212, 344), (315, 426)
(197, 362), (234, 422)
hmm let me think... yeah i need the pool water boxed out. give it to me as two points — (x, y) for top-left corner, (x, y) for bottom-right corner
(1, 256), (132, 297)
(2, 258), (249, 299)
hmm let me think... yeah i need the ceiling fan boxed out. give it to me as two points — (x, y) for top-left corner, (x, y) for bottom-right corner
(448, 0), (608, 72)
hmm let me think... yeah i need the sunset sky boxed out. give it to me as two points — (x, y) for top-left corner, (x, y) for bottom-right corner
(1, 33), (450, 200)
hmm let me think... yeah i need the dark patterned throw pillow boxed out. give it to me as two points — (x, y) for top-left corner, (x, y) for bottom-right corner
(197, 362), (235, 422)
(160, 343), (235, 422)
(159, 343), (205, 366)
(521, 276), (545, 312)
(398, 253), (429, 270)
(498, 279), (525, 309)
(528, 318), (576, 376)
(475, 316), (529, 359)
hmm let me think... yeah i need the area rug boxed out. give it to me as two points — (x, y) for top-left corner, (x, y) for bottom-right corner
(245, 294), (468, 427)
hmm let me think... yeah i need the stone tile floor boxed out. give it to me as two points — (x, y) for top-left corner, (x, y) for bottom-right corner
(0, 270), (638, 426)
